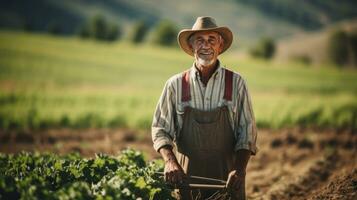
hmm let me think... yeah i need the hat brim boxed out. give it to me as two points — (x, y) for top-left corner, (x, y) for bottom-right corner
(177, 27), (233, 56)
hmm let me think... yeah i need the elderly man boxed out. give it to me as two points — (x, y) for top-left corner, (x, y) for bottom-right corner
(152, 16), (258, 200)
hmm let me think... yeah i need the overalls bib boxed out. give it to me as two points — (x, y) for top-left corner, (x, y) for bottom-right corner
(175, 69), (245, 200)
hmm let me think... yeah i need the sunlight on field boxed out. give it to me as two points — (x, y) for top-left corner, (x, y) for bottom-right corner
(0, 30), (356, 130)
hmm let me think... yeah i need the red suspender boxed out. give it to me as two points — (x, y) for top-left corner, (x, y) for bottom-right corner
(181, 68), (233, 102)
(223, 69), (233, 101)
(181, 70), (191, 102)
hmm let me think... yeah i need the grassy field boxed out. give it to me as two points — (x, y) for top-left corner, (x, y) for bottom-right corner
(0, 30), (356, 131)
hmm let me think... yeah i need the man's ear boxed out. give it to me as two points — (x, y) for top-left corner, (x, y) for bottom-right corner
(219, 38), (225, 53)
(188, 44), (194, 53)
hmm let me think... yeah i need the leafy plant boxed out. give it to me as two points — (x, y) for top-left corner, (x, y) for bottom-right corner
(0, 149), (174, 200)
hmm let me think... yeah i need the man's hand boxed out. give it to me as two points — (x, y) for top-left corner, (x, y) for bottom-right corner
(226, 149), (251, 191)
(159, 146), (185, 184)
(226, 170), (246, 191)
(164, 158), (185, 184)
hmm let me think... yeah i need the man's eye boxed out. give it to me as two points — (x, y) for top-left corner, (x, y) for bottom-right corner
(209, 39), (216, 44)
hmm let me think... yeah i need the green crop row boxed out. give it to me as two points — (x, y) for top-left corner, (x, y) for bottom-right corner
(0, 149), (174, 200)
(0, 100), (356, 131)
(0, 91), (356, 131)
(1, 30), (357, 131)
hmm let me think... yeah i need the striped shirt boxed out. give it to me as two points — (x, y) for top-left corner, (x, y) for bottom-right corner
(152, 61), (258, 155)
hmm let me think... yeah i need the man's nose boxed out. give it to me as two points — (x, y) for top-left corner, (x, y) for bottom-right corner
(201, 40), (211, 48)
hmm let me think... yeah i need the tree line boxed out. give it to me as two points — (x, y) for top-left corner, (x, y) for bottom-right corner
(45, 14), (178, 47)
(21, 13), (357, 68)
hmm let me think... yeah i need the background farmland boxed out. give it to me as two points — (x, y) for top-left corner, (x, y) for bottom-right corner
(0, 30), (356, 131)
(0, 0), (356, 199)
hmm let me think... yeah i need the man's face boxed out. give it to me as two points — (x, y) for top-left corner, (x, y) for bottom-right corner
(190, 31), (224, 68)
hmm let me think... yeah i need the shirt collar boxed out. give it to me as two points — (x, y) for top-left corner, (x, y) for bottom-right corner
(190, 60), (223, 80)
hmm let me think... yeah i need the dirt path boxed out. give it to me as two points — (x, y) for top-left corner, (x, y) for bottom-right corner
(1, 128), (356, 199)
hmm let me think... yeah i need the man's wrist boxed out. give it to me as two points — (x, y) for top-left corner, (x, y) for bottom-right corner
(159, 145), (178, 164)
(164, 157), (177, 164)
(234, 149), (250, 174)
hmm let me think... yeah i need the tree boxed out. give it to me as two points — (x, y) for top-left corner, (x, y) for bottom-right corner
(348, 32), (357, 67)
(90, 15), (109, 40)
(153, 20), (178, 46)
(130, 21), (149, 44)
(78, 25), (90, 38)
(250, 37), (276, 59)
(47, 21), (62, 35)
(328, 30), (349, 66)
(107, 24), (119, 41)
(78, 14), (121, 42)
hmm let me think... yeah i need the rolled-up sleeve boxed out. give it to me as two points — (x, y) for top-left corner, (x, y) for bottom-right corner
(234, 79), (258, 155)
(151, 79), (177, 152)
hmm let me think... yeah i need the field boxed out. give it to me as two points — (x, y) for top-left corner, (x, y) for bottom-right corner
(1, 30), (357, 131)
(0, 30), (357, 199)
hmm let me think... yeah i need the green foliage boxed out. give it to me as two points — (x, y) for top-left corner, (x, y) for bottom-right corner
(0, 149), (173, 200)
(351, 32), (357, 60)
(47, 22), (62, 35)
(0, 111), (129, 131)
(296, 107), (324, 128)
(291, 55), (312, 65)
(250, 37), (276, 59)
(79, 14), (121, 42)
(152, 20), (178, 46)
(0, 31), (357, 131)
(2, 0), (357, 38)
(328, 29), (357, 67)
(328, 30), (350, 66)
(74, 113), (105, 129)
(106, 23), (120, 42)
(91, 15), (107, 40)
(78, 25), (91, 38)
(130, 21), (149, 44)
(108, 115), (127, 128)
(136, 117), (152, 130)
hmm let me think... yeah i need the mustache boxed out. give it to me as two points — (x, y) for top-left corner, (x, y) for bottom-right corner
(198, 49), (214, 54)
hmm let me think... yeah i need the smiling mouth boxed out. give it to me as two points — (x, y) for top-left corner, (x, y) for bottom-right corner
(199, 52), (213, 56)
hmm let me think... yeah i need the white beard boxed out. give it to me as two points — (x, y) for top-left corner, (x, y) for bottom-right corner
(196, 57), (215, 68)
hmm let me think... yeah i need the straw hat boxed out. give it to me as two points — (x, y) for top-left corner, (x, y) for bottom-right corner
(177, 16), (233, 56)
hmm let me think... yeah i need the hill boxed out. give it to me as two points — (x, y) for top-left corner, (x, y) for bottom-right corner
(276, 19), (357, 65)
(1, 0), (357, 48)
(234, 0), (357, 30)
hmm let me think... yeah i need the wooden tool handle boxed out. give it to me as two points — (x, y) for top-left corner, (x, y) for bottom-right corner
(155, 172), (227, 185)
(178, 183), (226, 189)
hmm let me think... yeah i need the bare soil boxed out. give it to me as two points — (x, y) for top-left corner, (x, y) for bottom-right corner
(0, 128), (158, 159)
(0, 128), (356, 199)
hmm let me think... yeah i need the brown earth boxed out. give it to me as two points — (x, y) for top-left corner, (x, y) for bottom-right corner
(0, 128), (356, 199)
(0, 128), (158, 159)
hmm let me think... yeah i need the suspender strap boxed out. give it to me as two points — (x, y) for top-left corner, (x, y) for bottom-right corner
(223, 69), (233, 101)
(181, 68), (233, 102)
(181, 70), (191, 102)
